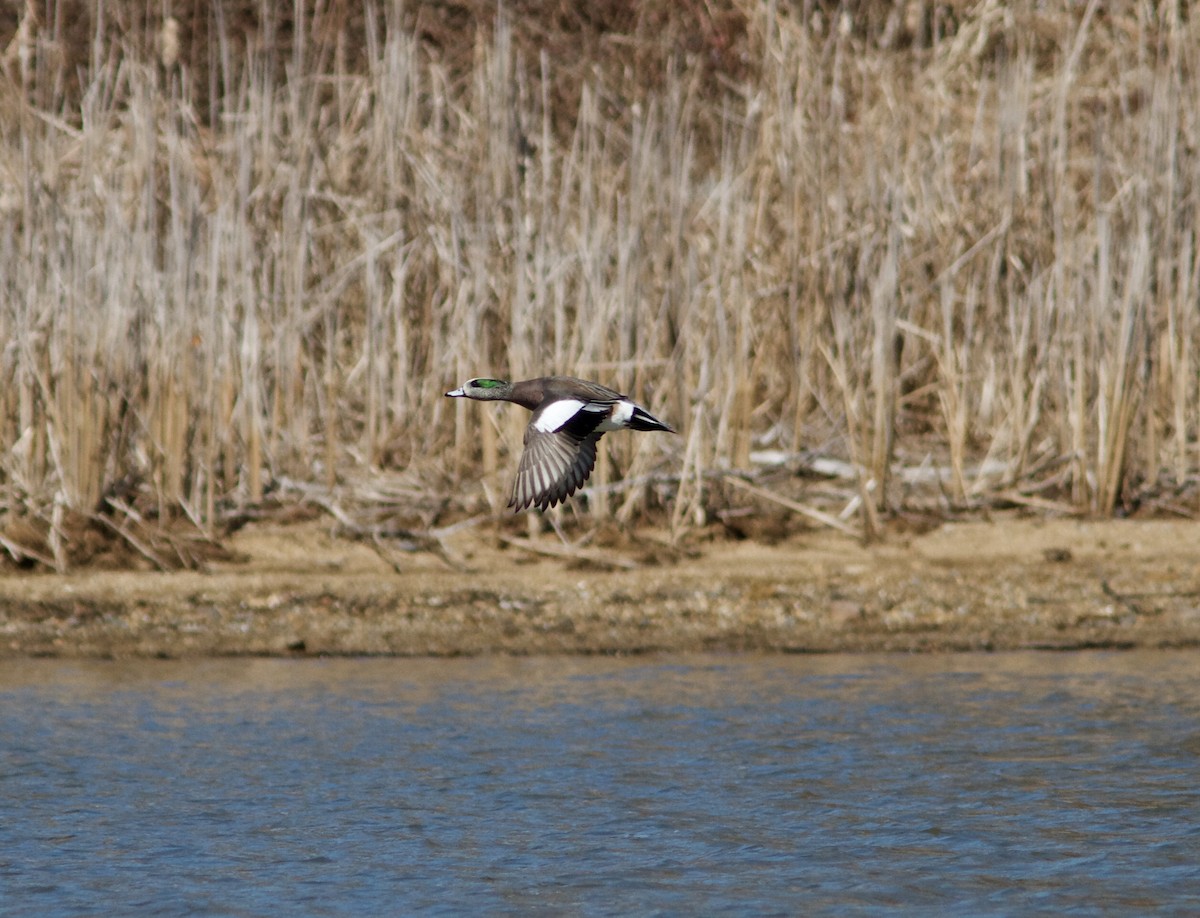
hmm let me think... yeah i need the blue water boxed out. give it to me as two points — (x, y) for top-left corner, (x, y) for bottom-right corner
(1, 652), (1198, 916)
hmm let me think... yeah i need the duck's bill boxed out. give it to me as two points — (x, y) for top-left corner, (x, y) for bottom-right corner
(445, 387), (465, 397)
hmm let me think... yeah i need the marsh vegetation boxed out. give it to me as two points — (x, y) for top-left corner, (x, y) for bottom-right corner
(1, 1), (1198, 570)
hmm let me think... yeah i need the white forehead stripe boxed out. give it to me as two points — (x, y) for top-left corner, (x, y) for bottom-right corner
(534, 399), (586, 432)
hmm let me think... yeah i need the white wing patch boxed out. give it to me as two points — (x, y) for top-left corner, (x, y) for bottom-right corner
(533, 399), (586, 433)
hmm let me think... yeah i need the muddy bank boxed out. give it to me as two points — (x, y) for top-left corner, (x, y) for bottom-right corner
(0, 518), (1197, 657)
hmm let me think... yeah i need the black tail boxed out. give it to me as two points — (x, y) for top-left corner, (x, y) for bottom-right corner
(629, 406), (675, 434)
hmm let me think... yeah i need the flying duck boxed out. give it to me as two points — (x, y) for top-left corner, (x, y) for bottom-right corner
(445, 376), (676, 512)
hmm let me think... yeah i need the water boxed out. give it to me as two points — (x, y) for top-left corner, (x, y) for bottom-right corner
(1, 652), (1198, 916)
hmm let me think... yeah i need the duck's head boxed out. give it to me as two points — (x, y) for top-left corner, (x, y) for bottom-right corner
(445, 378), (512, 400)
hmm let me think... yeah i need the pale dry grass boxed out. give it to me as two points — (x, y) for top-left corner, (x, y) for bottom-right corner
(1, 1), (1198, 567)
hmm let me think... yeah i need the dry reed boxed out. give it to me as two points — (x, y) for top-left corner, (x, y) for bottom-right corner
(1, 1), (1198, 567)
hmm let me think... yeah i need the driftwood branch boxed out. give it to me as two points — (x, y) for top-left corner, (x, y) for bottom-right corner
(499, 534), (640, 570)
(722, 475), (860, 537)
(305, 490), (479, 571)
(90, 503), (171, 571)
(0, 532), (56, 568)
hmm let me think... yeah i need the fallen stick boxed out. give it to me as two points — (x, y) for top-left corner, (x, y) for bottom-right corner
(722, 475), (860, 538)
(0, 532), (56, 568)
(499, 535), (639, 570)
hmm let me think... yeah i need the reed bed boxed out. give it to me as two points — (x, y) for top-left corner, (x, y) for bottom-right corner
(1, 1), (1198, 568)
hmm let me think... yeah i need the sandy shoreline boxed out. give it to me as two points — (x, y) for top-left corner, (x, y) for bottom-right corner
(1, 518), (1198, 658)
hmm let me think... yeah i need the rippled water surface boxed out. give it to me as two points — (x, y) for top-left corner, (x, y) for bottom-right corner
(2, 651), (1199, 915)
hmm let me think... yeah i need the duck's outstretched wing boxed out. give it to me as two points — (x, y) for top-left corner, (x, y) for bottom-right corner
(509, 406), (608, 512)
(510, 431), (600, 511)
